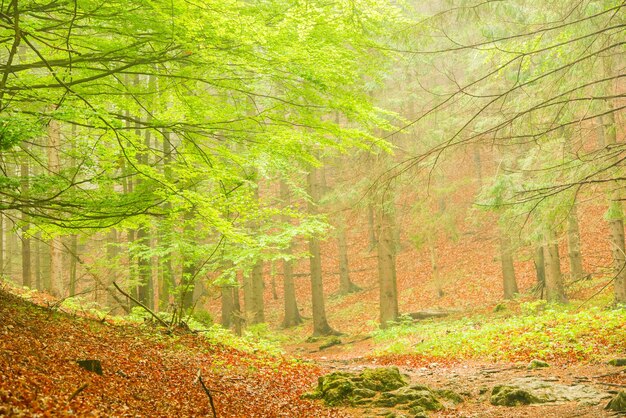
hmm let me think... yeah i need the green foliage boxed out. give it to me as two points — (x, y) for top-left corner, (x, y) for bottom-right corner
(0, 114), (43, 151)
(372, 305), (626, 363)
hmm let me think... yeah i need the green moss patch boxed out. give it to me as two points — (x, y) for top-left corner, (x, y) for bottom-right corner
(302, 366), (461, 413)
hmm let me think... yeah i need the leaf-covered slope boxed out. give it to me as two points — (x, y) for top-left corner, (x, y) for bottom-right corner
(0, 289), (349, 417)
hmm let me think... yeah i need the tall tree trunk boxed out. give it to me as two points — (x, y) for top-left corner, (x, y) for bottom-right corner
(279, 180), (302, 327)
(181, 255), (195, 311)
(567, 202), (585, 281)
(367, 204), (377, 251)
(106, 229), (119, 309)
(134, 83), (153, 308)
(429, 240), (445, 297)
(307, 168), (336, 336)
(136, 227), (152, 307)
(0, 214), (4, 276)
(500, 230), (518, 299)
(48, 112), (63, 297)
(221, 285), (234, 329)
(160, 130), (174, 310)
(243, 269), (254, 321)
(337, 213), (359, 294)
(543, 232), (567, 303)
(69, 235), (78, 296)
(601, 107), (626, 303)
(250, 260), (265, 324)
(7, 218), (18, 280)
(376, 198), (399, 328)
(20, 157), (31, 288)
(34, 232), (42, 290)
(533, 246), (546, 296)
(232, 284), (243, 336)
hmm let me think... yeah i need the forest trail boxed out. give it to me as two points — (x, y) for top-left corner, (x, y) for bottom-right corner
(286, 333), (626, 417)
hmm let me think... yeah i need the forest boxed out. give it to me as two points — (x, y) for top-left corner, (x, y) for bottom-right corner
(0, 0), (625, 417)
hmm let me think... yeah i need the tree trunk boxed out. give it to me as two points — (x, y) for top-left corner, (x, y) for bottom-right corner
(34, 232), (42, 290)
(601, 107), (626, 303)
(181, 256), (195, 311)
(500, 230), (518, 299)
(543, 232), (567, 303)
(134, 86), (153, 309)
(250, 261), (265, 324)
(429, 241), (445, 297)
(7, 218), (17, 280)
(376, 200), (399, 328)
(243, 269), (254, 321)
(279, 180), (303, 327)
(106, 229), (119, 309)
(161, 130), (173, 310)
(0, 214), (4, 276)
(337, 213), (359, 294)
(20, 158), (31, 288)
(533, 245), (546, 295)
(136, 227), (152, 308)
(270, 264), (278, 301)
(69, 235), (78, 296)
(367, 204), (377, 251)
(48, 113), (63, 297)
(608, 212), (626, 303)
(221, 285), (234, 329)
(232, 285), (243, 336)
(567, 203), (585, 281)
(307, 168), (336, 336)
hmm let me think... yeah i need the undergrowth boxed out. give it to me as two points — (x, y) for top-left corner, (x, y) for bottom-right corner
(371, 301), (626, 363)
(1, 280), (287, 358)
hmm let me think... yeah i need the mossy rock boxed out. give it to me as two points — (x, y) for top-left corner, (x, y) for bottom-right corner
(361, 367), (408, 392)
(435, 389), (464, 404)
(316, 372), (357, 406)
(409, 405), (429, 418)
(408, 393), (443, 411)
(606, 391), (626, 412)
(527, 359), (549, 369)
(490, 385), (543, 406)
(607, 358), (626, 367)
(319, 336), (342, 350)
(353, 388), (377, 399)
(301, 391), (322, 400)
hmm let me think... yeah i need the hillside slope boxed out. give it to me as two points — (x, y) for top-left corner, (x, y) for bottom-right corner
(0, 287), (347, 417)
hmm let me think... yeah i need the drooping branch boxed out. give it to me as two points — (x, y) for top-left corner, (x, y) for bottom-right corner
(112, 281), (169, 328)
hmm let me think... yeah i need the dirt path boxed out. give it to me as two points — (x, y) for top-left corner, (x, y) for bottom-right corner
(288, 338), (626, 417)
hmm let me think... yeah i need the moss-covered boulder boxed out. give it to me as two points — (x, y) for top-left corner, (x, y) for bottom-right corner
(527, 359), (550, 369)
(409, 406), (429, 418)
(361, 366), (408, 392)
(303, 366), (459, 415)
(373, 386), (443, 411)
(606, 391), (626, 412)
(435, 389), (464, 404)
(608, 358), (626, 367)
(314, 372), (358, 406)
(490, 385), (543, 406)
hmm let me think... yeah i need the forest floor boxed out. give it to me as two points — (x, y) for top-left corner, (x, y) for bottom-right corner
(2, 284), (625, 417)
(291, 336), (626, 417)
(0, 286), (351, 417)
